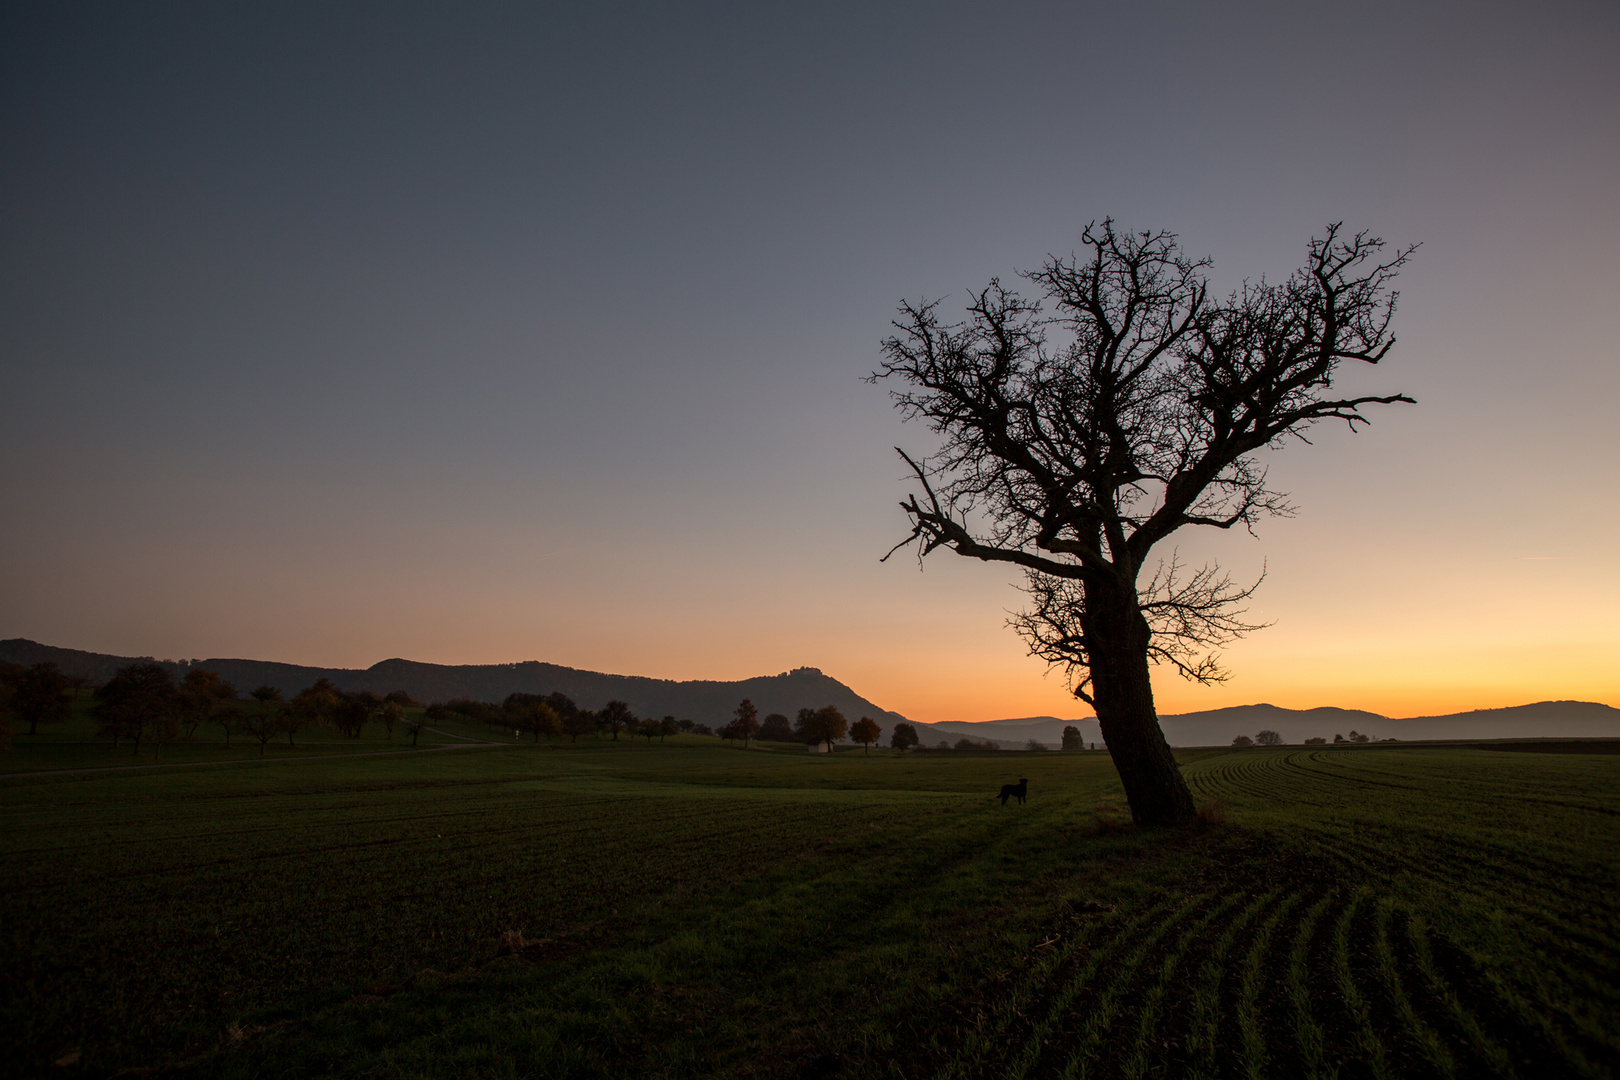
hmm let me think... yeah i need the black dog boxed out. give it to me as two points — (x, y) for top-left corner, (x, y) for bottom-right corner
(999, 778), (1029, 806)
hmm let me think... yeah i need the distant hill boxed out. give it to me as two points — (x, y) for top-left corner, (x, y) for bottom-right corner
(5, 638), (1614, 745)
(0, 639), (909, 729)
(926, 716), (1101, 749)
(942, 702), (1620, 747)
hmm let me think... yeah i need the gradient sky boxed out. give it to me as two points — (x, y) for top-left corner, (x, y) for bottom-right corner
(3, 1), (1617, 722)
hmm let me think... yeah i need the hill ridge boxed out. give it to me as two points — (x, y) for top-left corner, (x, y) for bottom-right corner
(0, 639), (905, 729)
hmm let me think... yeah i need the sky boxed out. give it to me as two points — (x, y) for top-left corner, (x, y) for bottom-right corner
(2, 1), (1617, 722)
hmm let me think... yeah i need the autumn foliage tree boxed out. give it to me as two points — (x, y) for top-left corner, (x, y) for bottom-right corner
(849, 716), (882, 754)
(873, 221), (1413, 826)
(290, 678), (341, 747)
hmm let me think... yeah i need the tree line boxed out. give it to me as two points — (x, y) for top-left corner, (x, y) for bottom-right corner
(1, 664), (1058, 761)
(0, 660), (428, 759)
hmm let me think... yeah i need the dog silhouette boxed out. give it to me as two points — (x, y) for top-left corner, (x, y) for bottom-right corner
(999, 778), (1028, 806)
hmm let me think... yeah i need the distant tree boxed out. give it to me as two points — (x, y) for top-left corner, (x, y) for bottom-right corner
(639, 717), (660, 745)
(384, 689), (420, 708)
(1232, 735), (1255, 748)
(95, 662), (180, 758)
(676, 717), (696, 733)
(692, 722), (714, 736)
(954, 737), (998, 753)
(889, 722), (919, 752)
(795, 706), (849, 752)
(290, 678), (342, 747)
(12, 662), (73, 736)
(0, 662), (20, 748)
(546, 692), (580, 724)
(1255, 729), (1284, 747)
(374, 699), (406, 739)
(505, 694), (561, 742)
(563, 708), (596, 743)
(1061, 725), (1084, 751)
(850, 716), (882, 754)
(599, 700), (633, 741)
(178, 668), (236, 739)
(239, 691), (289, 757)
(732, 699), (761, 748)
(403, 714), (427, 746)
(1333, 733), (1345, 743)
(1305, 736), (1327, 745)
(532, 702), (563, 742)
(759, 713), (793, 742)
(657, 717), (679, 743)
(1025, 739), (1048, 752)
(718, 721), (740, 746)
(1350, 731), (1370, 744)
(331, 690), (380, 739)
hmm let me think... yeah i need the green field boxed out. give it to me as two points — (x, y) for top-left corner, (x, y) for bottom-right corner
(3, 712), (1617, 1078)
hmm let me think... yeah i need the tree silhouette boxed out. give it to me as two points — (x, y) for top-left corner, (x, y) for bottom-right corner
(12, 662), (73, 736)
(599, 700), (633, 741)
(873, 221), (1413, 826)
(239, 687), (288, 756)
(1061, 724), (1084, 751)
(732, 699), (760, 748)
(290, 679), (341, 747)
(850, 716), (882, 753)
(795, 706), (848, 752)
(759, 713), (792, 742)
(178, 668), (236, 739)
(889, 722), (919, 752)
(95, 663), (180, 757)
(1255, 729), (1284, 747)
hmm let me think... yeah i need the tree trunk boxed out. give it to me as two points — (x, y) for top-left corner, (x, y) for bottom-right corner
(1087, 588), (1198, 827)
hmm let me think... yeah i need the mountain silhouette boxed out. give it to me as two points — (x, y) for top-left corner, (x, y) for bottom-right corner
(0, 639), (907, 728)
(3, 638), (1614, 744)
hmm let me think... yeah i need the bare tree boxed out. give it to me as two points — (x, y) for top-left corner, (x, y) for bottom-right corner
(872, 221), (1413, 826)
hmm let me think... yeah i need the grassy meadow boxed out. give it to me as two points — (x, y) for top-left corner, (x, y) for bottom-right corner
(2, 707), (1617, 1078)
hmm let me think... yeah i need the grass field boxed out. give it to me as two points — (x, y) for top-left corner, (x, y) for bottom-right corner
(3, 710), (1616, 1078)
